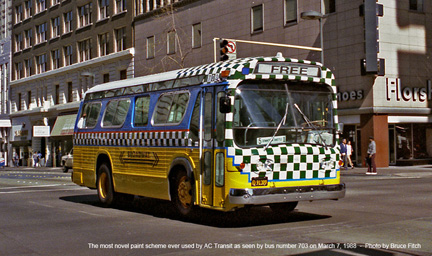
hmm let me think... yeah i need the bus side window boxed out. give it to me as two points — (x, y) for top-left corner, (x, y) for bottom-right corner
(102, 99), (131, 127)
(153, 91), (190, 125)
(216, 92), (226, 142)
(189, 93), (201, 141)
(78, 102), (101, 129)
(134, 96), (150, 126)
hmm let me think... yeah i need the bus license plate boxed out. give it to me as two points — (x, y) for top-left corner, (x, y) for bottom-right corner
(251, 177), (268, 187)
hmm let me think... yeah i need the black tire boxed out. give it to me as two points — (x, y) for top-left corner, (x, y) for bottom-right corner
(97, 163), (116, 207)
(269, 201), (298, 213)
(172, 171), (194, 216)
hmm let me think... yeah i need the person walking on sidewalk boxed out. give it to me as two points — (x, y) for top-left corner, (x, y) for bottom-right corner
(366, 136), (377, 175)
(347, 140), (354, 169)
(340, 139), (348, 170)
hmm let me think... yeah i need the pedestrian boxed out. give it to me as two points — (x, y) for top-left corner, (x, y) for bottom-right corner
(340, 138), (348, 170)
(366, 136), (377, 175)
(37, 151), (42, 167)
(347, 140), (354, 169)
(33, 152), (39, 167)
(13, 153), (19, 167)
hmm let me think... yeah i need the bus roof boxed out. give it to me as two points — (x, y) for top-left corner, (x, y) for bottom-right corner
(85, 55), (332, 98)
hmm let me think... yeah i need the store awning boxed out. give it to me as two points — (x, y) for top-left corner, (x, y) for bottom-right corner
(51, 114), (77, 136)
(0, 119), (11, 128)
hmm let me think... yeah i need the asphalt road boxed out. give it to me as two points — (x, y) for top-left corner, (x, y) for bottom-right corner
(0, 166), (431, 256)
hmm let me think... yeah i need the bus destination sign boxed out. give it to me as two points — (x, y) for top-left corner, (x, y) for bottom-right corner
(256, 63), (320, 77)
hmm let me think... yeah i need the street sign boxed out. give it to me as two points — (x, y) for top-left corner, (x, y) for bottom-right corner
(226, 40), (237, 59)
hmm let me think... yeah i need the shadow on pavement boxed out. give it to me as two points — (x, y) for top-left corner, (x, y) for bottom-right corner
(60, 194), (331, 228)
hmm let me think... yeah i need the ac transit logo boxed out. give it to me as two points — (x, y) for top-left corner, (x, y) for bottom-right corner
(386, 78), (432, 102)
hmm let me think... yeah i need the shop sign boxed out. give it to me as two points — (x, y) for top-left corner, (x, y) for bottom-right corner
(34, 126), (51, 137)
(337, 90), (364, 101)
(386, 78), (432, 102)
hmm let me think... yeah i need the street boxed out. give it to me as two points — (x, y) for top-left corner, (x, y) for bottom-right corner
(0, 166), (431, 256)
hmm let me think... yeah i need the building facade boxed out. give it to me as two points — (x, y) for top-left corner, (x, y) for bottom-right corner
(10, 0), (135, 166)
(133, 0), (431, 167)
(0, 0), (12, 165)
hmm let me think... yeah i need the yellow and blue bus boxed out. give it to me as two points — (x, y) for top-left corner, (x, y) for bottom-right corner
(72, 54), (345, 216)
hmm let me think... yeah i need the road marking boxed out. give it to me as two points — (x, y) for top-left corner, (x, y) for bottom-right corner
(0, 187), (87, 194)
(0, 184), (66, 190)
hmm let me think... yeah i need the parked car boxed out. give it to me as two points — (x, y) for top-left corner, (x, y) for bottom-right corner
(61, 149), (73, 173)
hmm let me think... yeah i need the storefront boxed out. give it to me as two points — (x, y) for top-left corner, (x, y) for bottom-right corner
(10, 117), (32, 166)
(50, 114), (77, 167)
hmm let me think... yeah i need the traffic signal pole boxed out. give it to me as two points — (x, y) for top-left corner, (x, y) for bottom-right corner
(213, 37), (322, 63)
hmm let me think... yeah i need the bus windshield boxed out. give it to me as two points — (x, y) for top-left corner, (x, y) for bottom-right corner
(233, 81), (335, 148)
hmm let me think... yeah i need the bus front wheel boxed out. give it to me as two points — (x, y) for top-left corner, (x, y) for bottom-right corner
(97, 163), (115, 207)
(172, 171), (193, 216)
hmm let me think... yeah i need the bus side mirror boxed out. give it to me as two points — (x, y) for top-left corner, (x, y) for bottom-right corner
(219, 96), (231, 113)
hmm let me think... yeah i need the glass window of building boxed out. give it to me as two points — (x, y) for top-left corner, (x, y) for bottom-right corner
(15, 62), (24, 79)
(15, 33), (23, 51)
(52, 16), (60, 38)
(36, 0), (46, 13)
(36, 54), (47, 74)
(15, 5), (23, 24)
(25, 58), (33, 77)
(51, 49), (60, 69)
(25, 1), (33, 19)
(284, 0), (297, 25)
(147, 35), (155, 59)
(67, 82), (73, 103)
(409, 0), (424, 12)
(78, 39), (91, 62)
(64, 11), (73, 33)
(115, 27), (126, 52)
(24, 29), (32, 48)
(167, 31), (176, 54)
(192, 23), (201, 48)
(79, 3), (93, 27)
(324, 0), (336, 14)
(99, 0), (109, 20)
(99, 33), (109, 56)
(64, 45), (73, 66)
(36, 23), (48, 43)
(115, 0), (126, 13)
(251, 4), (264, 33)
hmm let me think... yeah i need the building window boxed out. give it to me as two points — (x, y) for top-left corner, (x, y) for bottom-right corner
(64, 11), (73, 33)
(52, 49), (60, 69)
(18, 93), (22, 111)
(135, 0), (145, 15)
(103, 73), (110, 83)
(120, 70), (127, 80)
(37, 54), (47, 74)
(15, 5), (23, 23)
(115, 27), (126, 52)
(147, 36), (155, 59)
(251, 4), (264, 33)
(15, 33), (23, 51)
(167, 31), (176, 54)
(52, 17), (61, 38)
(36, 23), (48, 44)
(115, 0), (126, 13)
(52, 0), (61, 6)
(99, 33), (109, 56)
(25, 58), (33, 77)
(36, 0), (46, 13)
(16, 62), (24, 79)
(79, 3), (93, 27)
(78, 39), (92, 62)
(192, 23), (201, 48)
(99, 0), (109, 20)
(323, 0), (336, 14)
(64, 45), (73, 66)
(284, 0), (297, 25)
(25, 1), (33, 19)
(409, 0), (424, 12)
(54, 84), (59, 105)
(27, 91), (32, 109)
(24, 29), (32, 48)
(67, 82), (73, 103)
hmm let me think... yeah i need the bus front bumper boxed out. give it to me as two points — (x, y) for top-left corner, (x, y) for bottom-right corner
(229, 183), (345, 205)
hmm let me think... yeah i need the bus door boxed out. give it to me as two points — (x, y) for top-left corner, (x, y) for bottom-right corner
(200, 86), (225, 208)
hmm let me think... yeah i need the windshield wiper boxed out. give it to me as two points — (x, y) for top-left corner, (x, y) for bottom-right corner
(264, 103), (289, 151)
(293, 103), (328, 147)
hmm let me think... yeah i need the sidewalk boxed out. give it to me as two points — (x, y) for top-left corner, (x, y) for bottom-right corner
(0, 166), (65, 173)
(340, 165), (432, 176)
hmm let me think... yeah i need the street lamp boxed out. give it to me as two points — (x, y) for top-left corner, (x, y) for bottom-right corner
(301, 10), (324, 64)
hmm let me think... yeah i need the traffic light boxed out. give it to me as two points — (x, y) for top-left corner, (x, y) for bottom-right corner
(220, 39), (229, 61)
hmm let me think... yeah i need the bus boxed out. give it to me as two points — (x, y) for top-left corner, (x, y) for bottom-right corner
(72, 53), (345, 216)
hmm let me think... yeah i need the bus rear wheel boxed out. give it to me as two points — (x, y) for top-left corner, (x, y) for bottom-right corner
(269, 201), (298, 213)
(97, 163), (115, 207)
(172, 171), (193, 216)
